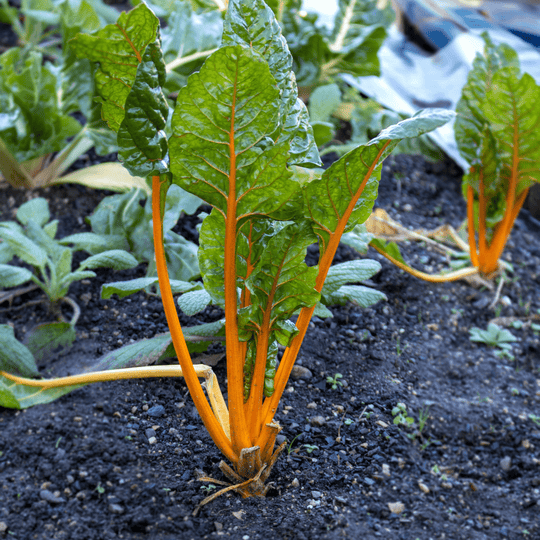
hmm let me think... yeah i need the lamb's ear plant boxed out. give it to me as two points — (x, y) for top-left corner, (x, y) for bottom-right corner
(0, 197), (138, 319)
(363, 33), (540, 284)
(0, 0), (452, 499)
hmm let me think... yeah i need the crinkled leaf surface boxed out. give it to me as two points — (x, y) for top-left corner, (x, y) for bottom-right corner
(117, 30), (170, 177)
(170, 45), (301, 220)
(482, 69), (540, 190)
(199, 209), (273, 308)
(454, 33), (519, 166)
(70, 3), (161, 132)
(240, 221), (319, 341)
(455, 33), (540, 232)
(222, 0), (320, 166)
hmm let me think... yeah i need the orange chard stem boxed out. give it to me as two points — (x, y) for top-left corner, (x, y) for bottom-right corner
(151, 175), (236, 464)
(483, 186), (528, 274)
(481, 125), (521, 275)
(476, 167), (489, 271)
(245, 319), (271, 441)
(225, 85), (251, 454)
(256, 141), (391, 445)
(466, 183), (479, 268)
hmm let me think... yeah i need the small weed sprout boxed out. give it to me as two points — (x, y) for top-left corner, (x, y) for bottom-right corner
(326, 373), (343, 390)
(303, 444), (319, 454)
(287, 434), (301, 455)
(392, 403), (414, 427)
(469, 323), (517, 353)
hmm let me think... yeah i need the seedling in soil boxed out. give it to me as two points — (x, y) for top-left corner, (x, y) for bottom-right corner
(287, 434), (301, 455)
(326, 373), (344, 390)
(469, 322), (517, 350)
(200, 484), (217, 493)
(528, 414), (540, 427)
(392, 403), (414, 427)
(303, 444), (319, 454)
(0, 0), (452, 502)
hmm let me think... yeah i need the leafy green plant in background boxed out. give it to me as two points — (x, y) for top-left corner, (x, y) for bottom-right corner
(61, 185), (202, 282)
(321, 88), (446, 162)
(270, 0), (394, 92)
(357, 33), (540, 285)
(455, 32), (540, 276)
(0, 0), (124, 189)
(0, 0), (452, 501)
(0, 197), (138, 316)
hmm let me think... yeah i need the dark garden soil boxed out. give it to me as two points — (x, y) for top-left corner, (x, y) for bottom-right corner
(1, 152), (539, 540)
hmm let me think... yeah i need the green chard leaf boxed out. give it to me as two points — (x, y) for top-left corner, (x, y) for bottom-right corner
(327, 0), (394, 75)
(170, 45), (300, 218)
(222, 0), (320, 166)
(70, 3), (163, 132)
(305, 108), (454, 255)
(454, 33), (519, 166)
(117, 29), (170, 177)
(240, 221), (320, 341)
(239, 221), (320, 399)
(0, 48), (81, 163)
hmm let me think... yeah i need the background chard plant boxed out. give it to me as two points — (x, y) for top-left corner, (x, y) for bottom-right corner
(359, 33), (540, 285)
(0, 0), (452, 499)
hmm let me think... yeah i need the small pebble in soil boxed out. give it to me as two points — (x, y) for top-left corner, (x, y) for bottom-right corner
(147, 405), (165, 417)
(310, 416), (326, 427)
(40, 490), (65, 504)
(109, 504), (124, 514)
(290, 365), (313, 380)
(388, 502), (405, 514)
(500, 456), (512, 471)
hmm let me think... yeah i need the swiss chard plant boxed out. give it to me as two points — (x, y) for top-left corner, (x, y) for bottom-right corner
(455, 33), (540, 276)
(363, 34), (540, 284)
(0, 0), (452, 499)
